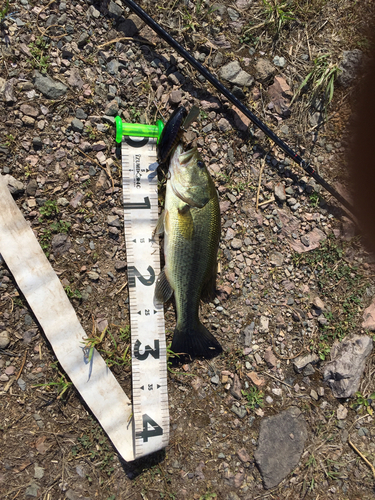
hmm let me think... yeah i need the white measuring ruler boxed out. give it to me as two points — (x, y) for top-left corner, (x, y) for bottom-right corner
(0, 139), (169, 462)
(121, 135), (169, 458)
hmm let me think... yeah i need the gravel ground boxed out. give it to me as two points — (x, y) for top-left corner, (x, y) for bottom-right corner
(1, 0), (375, 499)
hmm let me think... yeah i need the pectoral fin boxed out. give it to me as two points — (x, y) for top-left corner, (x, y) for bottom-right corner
(154, 268), (173, 308)
(177, 204), (194, 240)
(154, 210), (165, 236)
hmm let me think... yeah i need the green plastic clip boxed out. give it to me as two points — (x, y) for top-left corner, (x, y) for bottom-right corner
(115, 116), (164, 144)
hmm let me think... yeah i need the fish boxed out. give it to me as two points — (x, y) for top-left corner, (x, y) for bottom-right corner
(154, 144), (222, 358)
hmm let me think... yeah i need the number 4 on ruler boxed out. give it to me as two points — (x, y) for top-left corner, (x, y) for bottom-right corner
(136, 414), (163, 442)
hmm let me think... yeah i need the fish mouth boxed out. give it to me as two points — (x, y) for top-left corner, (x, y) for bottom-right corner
(178, 148), (196, 165)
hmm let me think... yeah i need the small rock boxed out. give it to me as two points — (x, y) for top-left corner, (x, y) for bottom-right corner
(269, 251), (284, 267)
(0, 330), (10, 349)
(289, 228), (326, 253)
(17, 378), (26, 391)
(87, 271), (100, 281)
(231, 405), (247, 419)
(301, 235), (310, 247)
(114, 261), (127, 272)
(263, 346), (277, 368)
(337, 404), (348, 420)
(4, 79), (17, 103)
(358, 427), (369, 437)
(362, 297), (375, 330)
(57, 197), (69, 207)
(303, 363), (315, 376)
(231, 238), (242, 249)
(272, 388), (282, 397)
(169, 90), (182, 104)
(32, 136), (43, 148)
(4, 174), (24, 195)
(22, 115), (36, 126)
(68, 68), (84, 89)
(312, 296), (325, 310)
(274, 183), (286, 202)
(226, 493), (241, 500)
(34, 71), (67, 99)
(77, 32), (89, 48)
(293, 353), (319, 373)
(107, 215), (121, 228)
(243, 322), (254, 346)
(237, 447), (251, 463)
(104, 99), (119, 116)
(4, 365), (15, 375)
(273, 55), (286, 67)
(34, 465), (44, 479)
(108, 0), (124, 17)
(230, 374), (242, 399)
(51, 234), (71, 256)
(70, 192), (84, 208)
(259, 315), (269, 333)
(71, 118), (84, 133)
(211, 374), (220, 385)
(310, 389), (319, 401)
(247, 371), (266, 387)
(76, 108), (88, 120)
(232, 106), (251, 131)
(20, 104), (39, 117)
(219, 60), (253, 86)
(255, 58), (275, 82)
(25, 483), (39, 497)
(26, 180), (38, 198)
(218, 117), (232, 132)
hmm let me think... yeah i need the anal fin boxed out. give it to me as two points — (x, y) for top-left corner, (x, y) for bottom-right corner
(154, 268), (173, 308)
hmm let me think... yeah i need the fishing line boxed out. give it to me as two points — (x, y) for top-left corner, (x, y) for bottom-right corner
(122, 0), (355, 215)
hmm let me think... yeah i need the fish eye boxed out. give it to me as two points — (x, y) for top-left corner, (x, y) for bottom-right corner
(197, 160), (204, 169)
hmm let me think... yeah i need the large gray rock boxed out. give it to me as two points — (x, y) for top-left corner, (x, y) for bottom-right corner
(34, 71), (67, 99)
(323, 335), (373, 398)
(255, 407), (308, 489)
(219, 61), (253, 86)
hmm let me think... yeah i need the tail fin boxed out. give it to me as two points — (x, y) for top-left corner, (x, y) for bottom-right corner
(171, 322), (222, 359)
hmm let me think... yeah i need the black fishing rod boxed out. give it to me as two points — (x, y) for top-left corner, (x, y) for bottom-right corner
(122, 0), (354, 214)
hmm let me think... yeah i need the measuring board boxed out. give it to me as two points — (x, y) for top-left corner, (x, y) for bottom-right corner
(121, 136), (169, 458)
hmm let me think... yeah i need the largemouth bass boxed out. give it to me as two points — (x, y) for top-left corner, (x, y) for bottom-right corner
(154, 144), (222, 358)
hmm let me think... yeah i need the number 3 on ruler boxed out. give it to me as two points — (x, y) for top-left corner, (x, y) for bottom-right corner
(136, 414), (163, 442)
